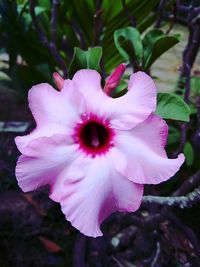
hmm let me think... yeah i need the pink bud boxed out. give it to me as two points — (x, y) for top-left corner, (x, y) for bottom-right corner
(53, 72), (64, 91)
(104, 63), (126, 96)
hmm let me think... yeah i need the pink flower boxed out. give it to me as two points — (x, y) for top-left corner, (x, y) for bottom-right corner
(15, 69), (184, 237)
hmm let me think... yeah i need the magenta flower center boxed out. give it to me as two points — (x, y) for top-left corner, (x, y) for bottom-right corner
(73, 114), (114, 156)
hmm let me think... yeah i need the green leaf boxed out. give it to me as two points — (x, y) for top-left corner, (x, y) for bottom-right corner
(68, 47), (102, 78)
(183, 142), (194, 166)
(35, 6), (48, 16)
(37, 0), (51, 10)
(191, 76), (200, 96)
(114, 27), (143, 65)
(167, 126), (180, 146)
(142, 29), (180, 70)
(156, 93), (190, 122)
(0, 71), (11, 81)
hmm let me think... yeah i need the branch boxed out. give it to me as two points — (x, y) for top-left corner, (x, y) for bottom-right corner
(193, 96), (200, 152)
(173, 170), (200, 196)
(93, 0), (103, 46)
(29, 0), (67, 76)
(172, 122), (187, 158)
(177, 4), (200, 98)
(73, 234), (87, 267)
(143, 186), (200, 208)
(134, 171), (200, 229)
(29, 0), (49, 46)
(69, 20), (86, 49)
(165, 4), (176, 34)
(142, 170), (200, 209)
(174, 5), (200, 156)
(155, 0), (168, 28)
(121, 0), (136, 27)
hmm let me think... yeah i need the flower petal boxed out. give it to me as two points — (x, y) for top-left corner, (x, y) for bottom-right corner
(15, 123), (69, 154)
(109, 71), (157, 129)
(16, 134), (79, 192)
(72, 70), (156, 130)
(28, 80), (84, 127)
(16, 79), (85, 153)
(115, 115), (185, 184)
(50, 154), (143, 237)
(72, 69), (104, 114)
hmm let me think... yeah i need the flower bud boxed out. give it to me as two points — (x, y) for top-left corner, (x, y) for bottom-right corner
(104, 63), (126, 96)
(53, 72), (64, 91)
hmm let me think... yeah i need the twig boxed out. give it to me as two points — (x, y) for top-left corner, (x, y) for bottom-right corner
(177, 4), (200, 98)
(69, 20), (86, 49)
(121, 0), (136, 27)
(173, 122), (187, 158)
(93, 0), (103, 46)
(134, 171), (200, 230)
(112, 256), (126, 267)
(143, 186), (200, 208)
(73, 234), (87, 267)
(174, 4), (200, 156)
(193, 95), (200, 153)
(29, 0), (67, 76)
(50, 0), (59, 44)
(151, 242), (160, 267)
(173, 170), (200, 196)
(167, 211), (200, 260)
(155, 0), (168, 28)
(166, 4), (176, 34)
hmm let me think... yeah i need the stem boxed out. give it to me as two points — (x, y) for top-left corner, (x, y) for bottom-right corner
(93, 0), (103, 46)
(121, 0), (136, 27)
(29, 0), (67, 76)
(70, 20), (86, 49)
(174, 4), (200, 156)
(142, 170), (200, 208)
(155, 0), (168, 28)
(143, 186), (200, 208)
(172, 122), (187, 158)
(73, 234), (87, 267)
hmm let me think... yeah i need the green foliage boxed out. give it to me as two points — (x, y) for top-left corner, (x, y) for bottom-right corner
(114, 27), (180, 70)
(167, 126), (181, 146)
(114, 27), (142, 66)
(68, 47), (102, 78)
(142, 29), (180, 70)
(0, 0), (161, 93)
(183, 142), (194, 166)
(156, 93), (190, 122)
(191, 76), (200, 96)
(0, 71), (11, 81)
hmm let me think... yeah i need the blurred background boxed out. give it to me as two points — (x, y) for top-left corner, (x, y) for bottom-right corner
(0, 0), (200, 266)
